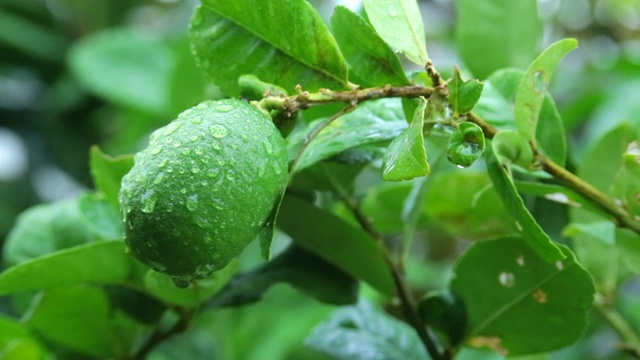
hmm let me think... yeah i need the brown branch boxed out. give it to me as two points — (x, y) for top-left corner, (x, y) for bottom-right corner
(322, 165), (448, 360)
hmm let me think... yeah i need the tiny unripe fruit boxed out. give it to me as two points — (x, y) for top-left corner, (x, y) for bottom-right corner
(119, 99), (288, 287)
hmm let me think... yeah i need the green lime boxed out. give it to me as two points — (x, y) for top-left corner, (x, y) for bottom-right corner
(119, 99), (289, 287)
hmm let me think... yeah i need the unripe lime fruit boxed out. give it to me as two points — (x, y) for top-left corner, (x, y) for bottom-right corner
(119, 99), (288, 287)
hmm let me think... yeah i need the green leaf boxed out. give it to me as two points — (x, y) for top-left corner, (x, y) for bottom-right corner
(0, 241), (132, 296)
(25, 286), (140, 357)
(456, 0), (542, 79)
(491, 130), (533, 168)
(0, 316), (45, 360)
(514, 39), (578, 144)
(418, 290), (467, 346)
(475, 68), (567, 166)
(617, 228), (640, 274)
(448, 68), (484, 115)
(277, 196), (395, 297)
(451, 237), (595, 355)
(362, 0), (429, 66)
(486, 149), (565, 262)
(68, 28), (175, 114)
(382, 97), (429, 181)
(191, 2), (348, 95)
(614, 141), (640, 216)
(514, 181), (606, 217)
(78, 193), (123, 240)
(305, 300), (429, 360)
(446, 122), (486, 168)
(89, 146), (134, 209)
(331, 6), (410, 87)
(289, 99), (406, 172)
(3, 197), (99, 265)
(209, 244), (358, 307)
(144, 260), (237, 307)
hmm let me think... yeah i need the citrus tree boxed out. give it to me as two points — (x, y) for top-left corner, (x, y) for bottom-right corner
(1, 0), (640, 359)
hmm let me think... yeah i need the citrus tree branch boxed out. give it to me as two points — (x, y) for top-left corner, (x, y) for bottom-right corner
(261, 84), (640, 236)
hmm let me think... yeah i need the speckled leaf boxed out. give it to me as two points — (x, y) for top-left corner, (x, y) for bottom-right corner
(191, 2), (348, 95)
(89, 146), (133, 209)
(449, 67), (484, 115)
(289, 99), (406, 173)
(306, 300), (429, 360)
(331, 6), (410, 87)
(277, 196), (395, 297)
(362, 0), (429, 66)
(515, 39), (578, 144)
(382, 97), (429, 181)
(0, 241), (131, 296)
(451, 237), (595, 355)
(486, 148), (565, 262)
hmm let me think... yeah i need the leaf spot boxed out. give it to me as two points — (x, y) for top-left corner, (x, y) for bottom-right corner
(468, 336), (508, 355)
(498, 272), (515, 287)
(533, 289), (548, 303)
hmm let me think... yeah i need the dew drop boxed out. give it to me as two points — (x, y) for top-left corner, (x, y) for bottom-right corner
(163, 122), (183, 136)
(186, 195), (198, 211)
(263, 141), (273, 155)
(498, 272), (515, 287)
(191, 116), (204, 124)
(555, 261), (564, 270)
(165, 136), (174, 144)
(157, 160), (167, 168)
(456, 164), (466, 169)
(195, 263), (216, 278)
(215, 104), (234, 113)
(151, 145), (163, 155)
(154, 173), (165, 185)
(194, 146), (204, 155)
(141, 189), (156, 213)
(171, 276), (191, 288)
(209, 124), (229, 138)
(191, 166), (200, 174)
(533, 71), (547, 93)
(211, 141), (222, 151)
(207, 168), (220, 178)
(196, 103), (209, 112)
(180, 187), (187, 194)
(516, 255), (525, 266)
(226, 170), (235, 181)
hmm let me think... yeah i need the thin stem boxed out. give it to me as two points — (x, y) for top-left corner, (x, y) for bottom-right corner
(289, 104), (357, 173)
(131, 308), (194, 360)
(464, 111), (640, 234)
(322, 165), (448, 360)
(595, 300), (640, 358)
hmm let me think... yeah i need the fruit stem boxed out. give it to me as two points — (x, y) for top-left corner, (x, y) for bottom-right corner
(322, 165), (449, 360)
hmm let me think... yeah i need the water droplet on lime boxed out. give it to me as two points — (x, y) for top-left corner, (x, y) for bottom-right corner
(163, 122), (183, 136)
(171, 276), (191, 288)
(186, 195), (198, 211)
(210, 124), (229, 138)
(216, 104), (234, 113)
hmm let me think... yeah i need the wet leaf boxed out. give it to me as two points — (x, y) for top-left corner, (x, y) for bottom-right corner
(382, 97), (429, 181)
(362, 0), (429, 66)
(331, 6), (410, 87)
(305, 300), (429, 360)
